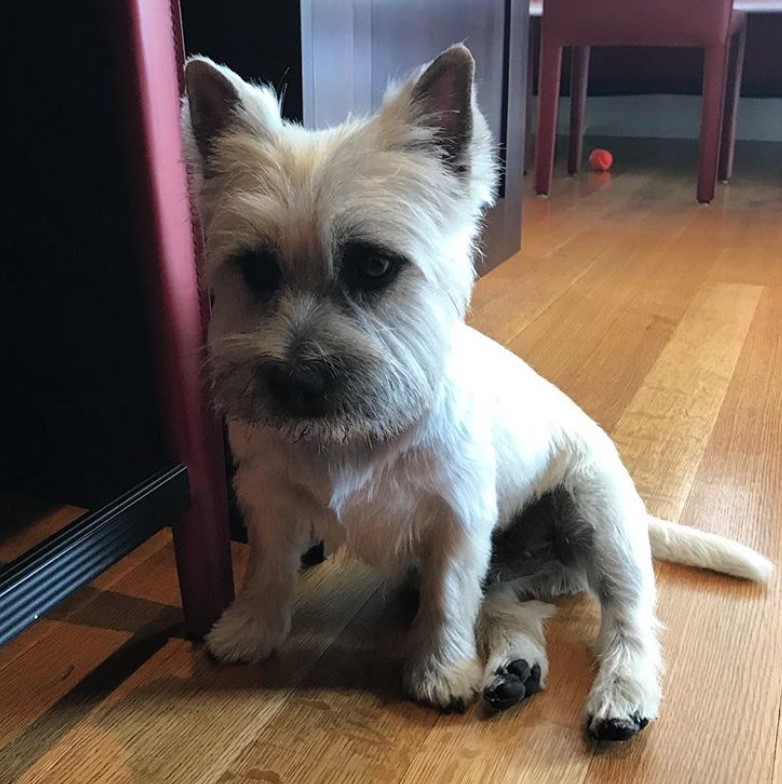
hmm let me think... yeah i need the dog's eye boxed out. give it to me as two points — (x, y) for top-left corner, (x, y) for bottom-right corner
(342, 241), (403, 296)
(233, 249), (281, 297)
(361, 256), (391, 279)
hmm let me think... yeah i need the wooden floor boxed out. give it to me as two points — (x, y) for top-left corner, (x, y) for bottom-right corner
(2, 138), (782, 784)
(0, 495), (86, 568)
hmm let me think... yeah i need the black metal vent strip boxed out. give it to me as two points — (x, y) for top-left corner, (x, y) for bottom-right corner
(0, 464), (190, 648)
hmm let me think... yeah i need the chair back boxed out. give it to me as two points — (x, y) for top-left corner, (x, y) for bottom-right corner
(541, 0), (735, 47)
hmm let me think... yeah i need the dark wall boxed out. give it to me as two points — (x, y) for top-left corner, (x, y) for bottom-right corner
(1, 3), (168, 507)
(532, 14), (782, 97)
(180, 1), (304, 120)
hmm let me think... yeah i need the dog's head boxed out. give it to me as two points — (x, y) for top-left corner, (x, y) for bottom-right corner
(182, 45), (496, 446)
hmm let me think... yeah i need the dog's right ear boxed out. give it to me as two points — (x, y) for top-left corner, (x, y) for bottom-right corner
(182, 57), (281, 174)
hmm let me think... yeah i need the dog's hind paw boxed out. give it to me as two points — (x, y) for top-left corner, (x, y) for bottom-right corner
(588, 713), (650, 741)
(482, 658), (542, 712)
(585, 669), (659, 742)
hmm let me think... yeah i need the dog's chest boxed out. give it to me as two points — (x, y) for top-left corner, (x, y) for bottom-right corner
(320, 447), (438, 572)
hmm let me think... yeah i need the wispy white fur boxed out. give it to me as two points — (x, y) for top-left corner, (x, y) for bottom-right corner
(648, 516), (773, 581)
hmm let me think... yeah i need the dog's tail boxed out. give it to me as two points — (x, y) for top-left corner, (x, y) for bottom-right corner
(648, 516), (773, 582)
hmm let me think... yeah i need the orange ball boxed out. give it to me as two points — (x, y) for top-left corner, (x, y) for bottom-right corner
(589, 148), (613, 172)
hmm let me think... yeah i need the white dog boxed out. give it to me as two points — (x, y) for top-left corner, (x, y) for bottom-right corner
(181, 45), (773, 741)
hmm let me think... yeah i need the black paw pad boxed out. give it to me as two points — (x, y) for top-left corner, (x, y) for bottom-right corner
(506, 659), (531, 681)
(589, 713), (649, 741)
(483, 659), (542, 712)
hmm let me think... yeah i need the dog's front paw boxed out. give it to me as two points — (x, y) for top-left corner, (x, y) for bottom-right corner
(585, 669), (660, 741)
(205, 599), (290, 665)
(403, 654), (483, 713)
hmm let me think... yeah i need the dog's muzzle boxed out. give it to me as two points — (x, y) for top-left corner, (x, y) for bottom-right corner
(265, 361), (333, 418)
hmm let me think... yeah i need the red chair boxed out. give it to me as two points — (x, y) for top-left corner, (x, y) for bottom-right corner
(118, 0), (235, 637)
(534, 0), (747, 202)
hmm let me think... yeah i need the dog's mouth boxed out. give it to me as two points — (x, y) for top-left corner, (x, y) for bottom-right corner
(222, 406), (395, 448)
(210, 369), (395, 446)
(213, 380), (426, 450)
(207, 344), (433, 446)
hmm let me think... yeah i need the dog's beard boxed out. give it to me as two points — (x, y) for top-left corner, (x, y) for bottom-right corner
(207, 333), (434, 448)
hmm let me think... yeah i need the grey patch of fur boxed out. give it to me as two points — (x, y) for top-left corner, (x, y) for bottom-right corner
(587, 552), (646, 608)
(509, 562), (588, 600)
(485, 488), (646, 607)
(485, 488), (593, 595)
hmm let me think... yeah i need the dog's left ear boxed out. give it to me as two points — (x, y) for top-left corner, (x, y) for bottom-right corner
(398, 45), (476, 170)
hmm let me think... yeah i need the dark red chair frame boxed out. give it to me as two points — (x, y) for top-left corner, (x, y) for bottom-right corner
(534, 0), (747, 202)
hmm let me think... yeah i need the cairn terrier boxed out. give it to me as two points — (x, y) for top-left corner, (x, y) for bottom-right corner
(181, 45), (772, 740)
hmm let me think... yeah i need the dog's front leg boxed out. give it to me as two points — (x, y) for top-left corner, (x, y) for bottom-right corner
(205, 489), (308, 665)
(403, 513), (492, 712)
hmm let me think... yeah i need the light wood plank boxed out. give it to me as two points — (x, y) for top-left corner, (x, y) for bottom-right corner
(469, 247), (599, 345)
(708, 228), (782, 287)
(470, 164), (692, 345)
(775, 708), (782, 784)
(517, 163), (661, 259)
(0, 538), (181, 773)
(399, 713), (589, 784)
(0, 623), (130, 750)
(222, 585), (435, 784)
(611, 281), (761, 522)
(548, 205), (758, 430)
(0, 495), (85, 565)
(586, 286), (782, 784)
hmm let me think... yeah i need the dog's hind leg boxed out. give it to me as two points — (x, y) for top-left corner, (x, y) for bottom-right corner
(497, 560), (588, 600)
(478, 584), (553, 711)
(563, 436), (663, 741)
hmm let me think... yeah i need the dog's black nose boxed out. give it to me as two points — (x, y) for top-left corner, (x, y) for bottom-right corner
(267, 363), (328, 416)
(287, 364), (327, 397)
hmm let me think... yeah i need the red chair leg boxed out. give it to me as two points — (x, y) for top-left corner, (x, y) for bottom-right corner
(698, 44), (730, 203)
(568, 46), (590, 175)
(125, 0), (235, 638)
(719, 23), (746, 183)
(534, 39), (563, 195)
